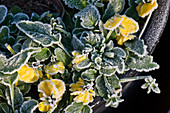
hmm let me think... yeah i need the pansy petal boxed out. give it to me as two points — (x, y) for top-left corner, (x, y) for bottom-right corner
(38, 102), (52, 112)
(104, 14), (124, 30)
(116, 34), (129, 45)
(70, 78), (85, 92)
(38, 80), (58, 97)
(18, 65), (39, 83)
(72, 51), (81, 57)
(136, 0), (158, 18)
(45, 62), (65, 75)
(74, 90), (94, 105)
(72, 55), (87, 65)
(119, 16), (139, 36)
(51, 79), (66, 98)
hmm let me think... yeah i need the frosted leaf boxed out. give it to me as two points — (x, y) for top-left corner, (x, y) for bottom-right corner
(102, 0), (125, 22)
(16, 21), (61, 47)
(0, 47), (40, 74)
(127, 55), (159, 72)
(74, 5), (101, 29)
(20, 99), (38, 113)
(63, 0), (88, 10)
(0, 5), (8, 24)
(11, 13), (29, 24)
(124, 38), (147, 57)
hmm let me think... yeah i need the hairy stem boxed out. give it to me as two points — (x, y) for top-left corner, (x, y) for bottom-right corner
(139, 13), (152, 39)
(119, 75), (151, 83)
(9, 79), (15, 112)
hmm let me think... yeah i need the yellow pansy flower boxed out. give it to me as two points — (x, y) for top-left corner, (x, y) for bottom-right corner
(116, 34), (135, 45)
(73, 90), (95, 105)
(44, 62), (65, 75)
(72, 51), (87, 65)
(119, 15), (139, 37)
(18, 65), (43, 83)
(70, 78), (95, 105)
(70, 78), (85, 92)
(38, 102), (52, 112)
(38, 79), (66, 112)
(104, 14), (123, 30)
(136, 0), (158, 18)
(104, 15), (139, 45)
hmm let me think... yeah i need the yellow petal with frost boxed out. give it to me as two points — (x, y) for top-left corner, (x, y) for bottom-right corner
(136, 0), (158, 18)
(116, 34), (135, 45)
(72, 51), (81, 57)
(104, 14), (124, 30)
(51, 79), (66, 98)
(72, 55), (87, 65)
(44, 62), (65, 75)
(18, 65), (42, 83)
(70, 78), (85, 92)
(74, 90), (94, 105)
(38, 102), (52, 112)
(119, 16), (139, 36)
(38, 80), (59, 97)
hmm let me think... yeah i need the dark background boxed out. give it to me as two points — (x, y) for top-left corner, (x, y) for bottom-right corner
(105, 18), (170, 113)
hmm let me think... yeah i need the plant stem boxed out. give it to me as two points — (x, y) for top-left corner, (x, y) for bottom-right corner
(55, 27), (71, 37)
(119, 75), (151, 83)
(106, 30), (113, 42)
(9, 78), (15, 112)
(139, 13), (152, 39)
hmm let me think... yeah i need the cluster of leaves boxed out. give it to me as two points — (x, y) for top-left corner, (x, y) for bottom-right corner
(0, 0), (160, 112)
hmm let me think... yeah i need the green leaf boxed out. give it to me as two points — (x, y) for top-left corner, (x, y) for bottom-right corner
(35, 48), (51, 62)
(54, 47), (71, 65)
(74, 5), (100, 29)
(81, 69), (97, 81)
(31, 13), (40, 21)
(76, 59), (92, 70)
(103, 56), (125, 74)
(1, 72), (18, 86)
(0, 26), (10, 40)
(11, 13), (29, 24)
(112, 47), (126, 58)
(126, 55), (159, 72)
(81, 31), (104, 46)
(65, 102), (92, 113)
(0, 5), (8, 24)
(104, 74), (121, 94)
(22, 38), (39, 50)
(124, 38), (147, 57)
(0, 89), (6, 101)
(16, 81), (31, 95)
(0, 47), (41, 74)
(0, 103), (12, 113)
(5, 87), (24, 109)
(96, 75), (108, 97)
(125, 0), (139, 20)
(71, 35), (84, 51)
(63, 0), (88, 10)
(20, 99), (38, 113)
(10, 6), (23, 15)
(99, 68), (116, 76)
(16, 21), (61, 47)
(102, 0), (125, 22)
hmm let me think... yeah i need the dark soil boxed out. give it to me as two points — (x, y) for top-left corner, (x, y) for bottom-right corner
(0, 0), (59, 16)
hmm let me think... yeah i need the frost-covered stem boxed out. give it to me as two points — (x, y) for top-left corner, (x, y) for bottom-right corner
(106, 30), (113, 41)
(119, 75), (151, 83)
(139, 13), (152, 39)
(9, 79), (15, 112)
(55, 27), (71, 37)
